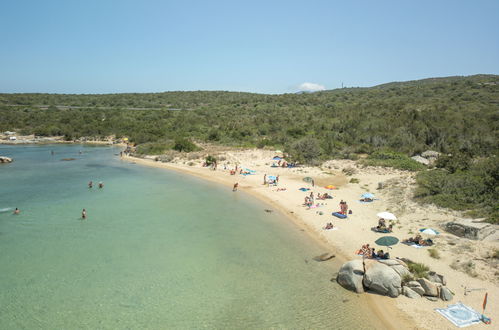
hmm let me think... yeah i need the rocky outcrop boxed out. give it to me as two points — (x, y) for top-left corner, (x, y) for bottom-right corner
(363, 261), (402, 298)
(440, 287), (454, 301)
(445, 218), (497, 240)
(377, 259), (411, 278)
(417, 278), (439, 297)
(411, 155), (430, 165)
(405, 281), (425, 296)
(403, 286), (420, 299)
(427, 271), (446, 285)
(337, 260), (365, 293)
(0, 156), (13, 163)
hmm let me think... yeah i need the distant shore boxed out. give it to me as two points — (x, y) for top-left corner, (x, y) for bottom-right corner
(124, 148), (498, 330)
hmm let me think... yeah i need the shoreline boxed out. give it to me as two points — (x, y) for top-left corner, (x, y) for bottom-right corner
(124, 155), (415, 329)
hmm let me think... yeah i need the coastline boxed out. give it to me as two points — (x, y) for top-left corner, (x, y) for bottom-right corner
(124, 155), (416, 330)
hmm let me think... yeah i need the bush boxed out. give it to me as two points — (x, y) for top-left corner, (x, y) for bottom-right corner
(289, 137), (322, 164)
(173, 137), (198, 152)
(407, 262), (429, 279)
(428, 248), (440, 259)
(136, 142), (171, 155)
(361, 150), (426, 171)
(205, 155), (217, 165)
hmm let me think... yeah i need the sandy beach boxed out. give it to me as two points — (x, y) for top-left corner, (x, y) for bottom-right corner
(125, 148), (498, 330)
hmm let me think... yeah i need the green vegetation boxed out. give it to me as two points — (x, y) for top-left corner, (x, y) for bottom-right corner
(407, 261), (430, 279)
(428, 248), (440, 259)
(1, 74), (498, 220)
(361, 151), (426, 171)
(415, 156), (498, 223)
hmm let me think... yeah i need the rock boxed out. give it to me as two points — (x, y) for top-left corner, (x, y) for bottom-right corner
(427, 271), (446, 285)
(411, 155), (430, 165)
(421, 150), (441, 158)
(0, 156), (13, 163)
(313, 253), (335, 262)
(406, 281), (425, 296)
(377, 259), (411, 278)
(445, 218), (497, 240)
(417, 278), (439, 297)
(440, 286), (453, 301)
(337, 260), (365, 293)
(403, 286), (421, 299)
(363, 261), (402, 298)
(426, 296), (439, 302)
(377, 182), (385, 190)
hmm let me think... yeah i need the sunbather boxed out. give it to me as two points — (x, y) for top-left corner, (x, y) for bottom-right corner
(323, 222), (334, 230)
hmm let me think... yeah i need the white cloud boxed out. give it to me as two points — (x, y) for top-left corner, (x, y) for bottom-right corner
(298, 82), (326, 92)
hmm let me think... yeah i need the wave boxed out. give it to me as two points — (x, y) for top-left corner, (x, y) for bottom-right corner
(0, 207), (13, 213)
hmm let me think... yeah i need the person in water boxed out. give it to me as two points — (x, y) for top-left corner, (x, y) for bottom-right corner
(98, 182), (104, 188)
(88, 181), (93, 188)
(233, 182), (239, 192)
(13, 207), (20, 215)
(82, 209), (87, 219)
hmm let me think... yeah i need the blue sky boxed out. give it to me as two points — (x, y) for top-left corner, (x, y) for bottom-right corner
(1, 0), (498, 94)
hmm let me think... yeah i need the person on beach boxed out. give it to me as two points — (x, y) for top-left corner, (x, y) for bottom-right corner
(82, 209), (87, 219)
(98, 182), (104, 188)
(233, 183), (238, 192)
(276, 175), (279, 183)
(13, 207), (20, 215)
(263, 174), (267, 185)
(88, 181), (93, 188)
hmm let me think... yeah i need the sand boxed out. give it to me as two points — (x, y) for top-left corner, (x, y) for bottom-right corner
(125, 148), (498, 330)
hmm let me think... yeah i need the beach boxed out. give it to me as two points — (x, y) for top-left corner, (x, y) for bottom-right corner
(126, 148), (499, 330)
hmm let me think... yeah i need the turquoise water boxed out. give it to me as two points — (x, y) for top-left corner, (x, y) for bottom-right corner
(0, 145), (383, 329)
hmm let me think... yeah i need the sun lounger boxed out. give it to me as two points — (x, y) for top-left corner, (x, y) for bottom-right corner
(332, 212), (347, 219)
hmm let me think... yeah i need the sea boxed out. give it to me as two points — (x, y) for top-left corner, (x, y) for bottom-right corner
(0, 144), (385, 329)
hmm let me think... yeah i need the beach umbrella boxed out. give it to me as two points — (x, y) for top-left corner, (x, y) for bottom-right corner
(268, 175), (277, 181)
(361, 192), (375, 199)
(375, 236), (399, 247)
(419, 228), (439, 235)
(376, 211), (397, 220)
(325, 185), (337, 190)
(303, 177), (313, 183)
(273, 156), (282, 160)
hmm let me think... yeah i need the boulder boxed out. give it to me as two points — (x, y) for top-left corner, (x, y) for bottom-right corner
(421, 150), (441, 159)
(363, 261), (402, 298)
(440, 286), (453, 301)
(417, 278), (439, 297)
(406, 281), (425, 296)
(0, 156), (13, 163)
(445, 218), (497, 240)
(403, 286), (421, 299)
(426, 296), (439, 302)
(377, 259), (411, 278)
(411, 155), (430, 165)
(427, 271), (446, 285)
(337, 260), (365, 293)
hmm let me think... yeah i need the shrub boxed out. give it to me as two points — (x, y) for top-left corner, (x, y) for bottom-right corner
(173, 137), (198, 152)
(205, 155), (217, 165)
(361, 150), (426, 171)
(350, 178), (360, 183)
(407, 262), (429, 279)
(136, 142), (171, 155)
(428, 248), (440, 259)
(289, 137), (322, 164)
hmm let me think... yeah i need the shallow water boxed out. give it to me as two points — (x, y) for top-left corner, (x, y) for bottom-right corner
(0, 144), (384, 329)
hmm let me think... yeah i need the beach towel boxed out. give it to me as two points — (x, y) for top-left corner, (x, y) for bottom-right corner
(357, 199), (380, 204)
(299, 188), (310, 192)
(435, 302), (482, 328)
(332, 212), (347, 219)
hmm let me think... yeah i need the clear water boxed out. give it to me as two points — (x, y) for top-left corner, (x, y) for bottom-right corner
(0, 144), (384, 329)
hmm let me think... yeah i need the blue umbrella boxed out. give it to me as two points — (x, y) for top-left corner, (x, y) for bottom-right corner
(268, 175), (277, 180)
(361, 193), (375, 199)
(273, 156), (282, 160)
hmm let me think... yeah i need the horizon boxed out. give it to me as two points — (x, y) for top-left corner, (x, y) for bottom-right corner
(1, 0), (498, 94)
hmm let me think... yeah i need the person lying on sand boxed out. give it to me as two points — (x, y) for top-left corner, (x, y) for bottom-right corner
(323, 222), (334, 230)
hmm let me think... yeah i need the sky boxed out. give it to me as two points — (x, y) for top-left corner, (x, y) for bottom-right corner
(0, 0), (498, 94)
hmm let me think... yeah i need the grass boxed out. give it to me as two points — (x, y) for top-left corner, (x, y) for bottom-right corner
(350, 178), (360, 183)
(360, 151), (426, 171)
(406, 261), (430, 279)
(428, 248), (440, 259)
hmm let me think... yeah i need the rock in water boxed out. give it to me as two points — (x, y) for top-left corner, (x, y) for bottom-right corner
(363, 261), (402, 298)
(416, 278), (439, 297)
(440, 286), (453, 301)
(403, 286), (421, 299)
(0, 156), (13, 163)
(313, 253), (335, 262)
(337, 260), (365, 293)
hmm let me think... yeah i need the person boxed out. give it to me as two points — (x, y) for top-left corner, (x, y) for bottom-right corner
(371, 248), (376, 258)
(13, 207), (20, 215)
(378, 218), (386, 227)
(51, 150), (54, 155)
(263, 174), (267, 185)
(377, 250), (385, 259)
(120, 151), (123, 157)
(82, 208), (87, 219)
(323, 222), (334, 230)
(233, 182), (238, 192)
(98, 182), (104, 188)
(88, 181), (93, 188)
(387, 224), (393, 232)
(343, 202), (349, 215)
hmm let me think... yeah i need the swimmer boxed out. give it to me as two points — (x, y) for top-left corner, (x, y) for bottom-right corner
(98, 182), (104, 188)
(82, 208), (87, 219)
(13, 207), (20, 215)
(88, 181), (93, 188)
(233, 182), (239, 192)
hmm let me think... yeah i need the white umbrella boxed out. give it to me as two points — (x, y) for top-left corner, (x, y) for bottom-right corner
(419, 228), (439, 235)
(376, 212), (397, 221)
